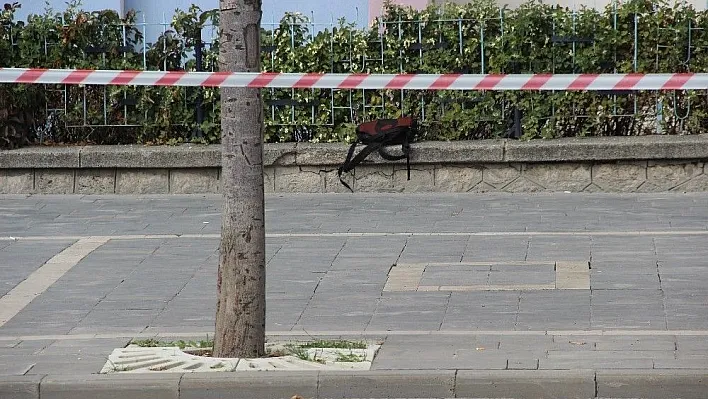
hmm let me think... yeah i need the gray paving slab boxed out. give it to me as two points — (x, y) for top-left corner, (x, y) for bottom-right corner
(39, 339), (130, 357)
(677, 336), (708, 351)
(654, 358), (708, 368)
(318, 370), (455, 399)
(596, 370), (708, 399)
(462, 237), (531, 262)
(180, 371), (319, 399)
(591, 289), (667, 330)
(517, 291), (591, 330)
(526, 236), (592, 262)
(39, 374), (180, 399)
(539, 357), (656, 370)
(23, 355), (108, 375)
(0, 356), (37, 375)
(591, 269), (661, 290)
(0, 340), (20, 349)
(0, 240), (76, 297)
(372, 344), (508, 370)
(0, 374), (42, 399)
(10, 340), (56, 355)
(442, 291), (519, 330)
(420, 265), (490, 286)
(292, 315), (373, 331)
(489, 265), (555, 285)
(498, 335), (554, 352)
(507, 358), (539, 370)
(367, 293), (449, 331)
(70, 309), (161, 330)
(1, 193), (708, 392)
(557, 335), (678, 351)
(456, 370), (596, 399)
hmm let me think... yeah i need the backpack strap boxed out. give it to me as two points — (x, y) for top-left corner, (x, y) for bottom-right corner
(404, 139), (411, 181)
(338, 141), (360, 192)
(377, 134), (412, 181)
(338, 140), (386, 192)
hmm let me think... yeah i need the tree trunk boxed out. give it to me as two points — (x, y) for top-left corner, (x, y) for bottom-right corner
(214, 0), (265, 358)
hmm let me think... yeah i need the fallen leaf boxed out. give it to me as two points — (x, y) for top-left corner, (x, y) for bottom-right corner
(476, 347), (485, 351)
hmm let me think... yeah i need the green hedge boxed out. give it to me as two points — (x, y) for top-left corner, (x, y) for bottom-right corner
(1, 0), (708, 149)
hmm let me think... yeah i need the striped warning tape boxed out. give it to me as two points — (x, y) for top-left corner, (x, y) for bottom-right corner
(1, 68), (707, 90)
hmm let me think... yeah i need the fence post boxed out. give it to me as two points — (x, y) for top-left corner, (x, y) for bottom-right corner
(509, 61), (522, 139)
(193, 26), (204, 139)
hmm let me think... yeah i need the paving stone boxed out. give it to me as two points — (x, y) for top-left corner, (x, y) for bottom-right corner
(11, 340), (56, 355)
(546, 350), (675, 361)
(676, 336), (708, 351)
(40, 374), (180, 399)
(0, 375), (43, 399)
(0, 356), (37, 376)
(593, 336), (677, 351)
(507, 358), (539, 370)
(591, 269), (661, 290)
(420, 265), (490, 286)
(318, 370), (455, 398)
(597, 370), (708, 399)
(456, 370), (595, 399)
(24, 355), (108, 375)
(517, 291), (591, 330)
(489, 265), (555, 286)
(442, 291), (519, 330)
(654, 358), (708, 369)
(179, 371), (318, 399)
(540, 357), (655, 370)
(40, 339), (130, 357)
(497, 335), (553, 352)
(463, 237), (531, 262)
(293, 315), (372, 331)
(368, 294), (449, 331)
(591, 289), (667, 329)
(374, 345), (509, 370)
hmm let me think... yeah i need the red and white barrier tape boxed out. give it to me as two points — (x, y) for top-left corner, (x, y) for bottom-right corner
(1, 68), (708, 90)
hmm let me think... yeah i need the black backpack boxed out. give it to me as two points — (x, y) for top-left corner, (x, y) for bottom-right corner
(338, 117), (418, 192)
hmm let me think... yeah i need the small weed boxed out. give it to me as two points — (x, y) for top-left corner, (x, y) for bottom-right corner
(105, 358), (130, 372)
(130, 338), (214, 350)
(130, 338), (163, 347)
(336, 351), (365, 363)
(335, 351), (366, 363)
(284, 345), (311, 361)
(279, 344), (327, 364)
(298, 340), (367, 350)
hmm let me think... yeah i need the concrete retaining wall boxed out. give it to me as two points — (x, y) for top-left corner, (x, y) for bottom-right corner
(2, 135), (708, 194)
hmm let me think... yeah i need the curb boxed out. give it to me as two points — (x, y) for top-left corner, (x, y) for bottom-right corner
(1, 369), (707, 399)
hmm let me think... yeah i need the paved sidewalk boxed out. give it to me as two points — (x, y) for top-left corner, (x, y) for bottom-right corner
(1, 193), (708, 398)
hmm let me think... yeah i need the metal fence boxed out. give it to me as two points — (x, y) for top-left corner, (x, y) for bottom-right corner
(3, 4), (708, 142)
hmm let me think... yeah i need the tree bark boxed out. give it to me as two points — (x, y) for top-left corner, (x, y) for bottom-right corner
(214, 0), (265, 358)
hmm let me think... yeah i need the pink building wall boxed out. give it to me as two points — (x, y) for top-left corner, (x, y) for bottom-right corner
(368, 0), (429, 23)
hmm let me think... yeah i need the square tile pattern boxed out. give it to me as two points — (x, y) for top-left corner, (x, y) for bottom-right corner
(384, 261), (590, 292)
